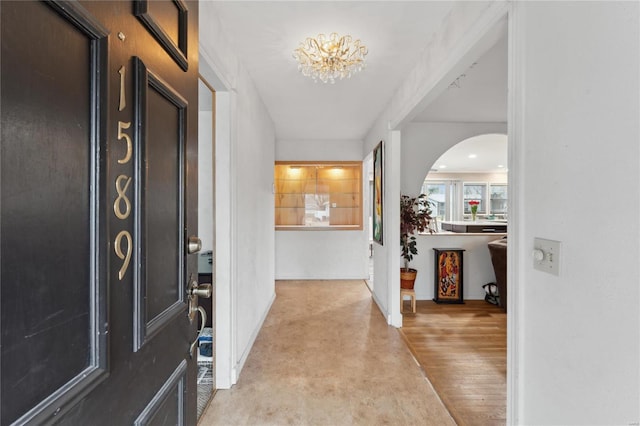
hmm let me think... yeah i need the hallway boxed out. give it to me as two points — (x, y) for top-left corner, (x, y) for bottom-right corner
(201, 280), (455, 425)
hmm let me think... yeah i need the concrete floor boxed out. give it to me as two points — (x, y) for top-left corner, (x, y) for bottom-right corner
(200, 280), (455, 425)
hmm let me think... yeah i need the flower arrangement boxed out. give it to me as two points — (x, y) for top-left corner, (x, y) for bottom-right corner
(469, 200), (480, 221)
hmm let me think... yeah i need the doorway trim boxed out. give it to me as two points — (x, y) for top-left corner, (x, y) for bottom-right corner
(199, 49), (235, 389)
(506, 4), (523, 424)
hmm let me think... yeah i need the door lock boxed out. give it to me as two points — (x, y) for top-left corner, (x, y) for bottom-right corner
(190, 283), (212, 298)
(187, 236), (202, 254)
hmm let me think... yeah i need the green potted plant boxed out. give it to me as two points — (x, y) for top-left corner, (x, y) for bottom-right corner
(400, 194), (434, 289)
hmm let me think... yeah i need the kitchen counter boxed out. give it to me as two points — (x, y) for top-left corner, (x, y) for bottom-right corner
(441, 221), (507, 233)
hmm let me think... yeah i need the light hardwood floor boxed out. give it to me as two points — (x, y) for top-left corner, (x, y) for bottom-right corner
(399, 300), (507, 426)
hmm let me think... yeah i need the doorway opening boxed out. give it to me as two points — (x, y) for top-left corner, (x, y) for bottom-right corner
(364, 151), (375, 291)
(197, 77), (216, 419)
(424, 133), (508, 227)
(398, 26), (509, 425)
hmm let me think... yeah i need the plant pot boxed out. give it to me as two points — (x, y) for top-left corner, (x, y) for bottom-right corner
(400, 268), (418, 289)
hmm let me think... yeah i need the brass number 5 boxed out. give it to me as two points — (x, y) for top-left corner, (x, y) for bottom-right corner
(117, 121), (132, 164)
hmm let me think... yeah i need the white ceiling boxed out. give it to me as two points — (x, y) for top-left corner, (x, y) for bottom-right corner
(430, 133), (507, 173)
(413, 33), (507, 122)
(207, 1), (455, 140)
(415, 34), (508, 173)
(205, 2), (508, 171)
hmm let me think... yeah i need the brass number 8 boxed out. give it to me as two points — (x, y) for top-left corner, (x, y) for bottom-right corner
(114, 174), (132, 220)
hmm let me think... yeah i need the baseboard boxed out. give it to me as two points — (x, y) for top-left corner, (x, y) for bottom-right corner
(371, 290), (390, 324)
(231, 290), (276, 384)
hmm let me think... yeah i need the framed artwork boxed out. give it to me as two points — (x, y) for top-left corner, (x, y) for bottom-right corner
(372, 141), (383, 245)
(433, 248), (465, 303)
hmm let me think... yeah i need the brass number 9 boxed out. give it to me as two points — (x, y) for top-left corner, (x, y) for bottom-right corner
(114, 230), (132, 280)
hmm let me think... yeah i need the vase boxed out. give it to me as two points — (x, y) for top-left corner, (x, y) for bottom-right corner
(400, 268), (418, 289)
(472, 211), (477, 221)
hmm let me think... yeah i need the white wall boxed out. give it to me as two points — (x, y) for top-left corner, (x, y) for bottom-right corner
(364, 119), (401, 325)
(511, 2), (639, 424)
(275, 231), (368, 280)
(277, 139), (363, 161)
(233, 65), (276, 373)
(275, 139), (368, 280)
(200, 3), (276, 387)
(402, 122), (506, 195)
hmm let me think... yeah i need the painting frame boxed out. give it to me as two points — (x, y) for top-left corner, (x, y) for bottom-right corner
(372, 141), (384, 245)
(433, 248), (465, 304)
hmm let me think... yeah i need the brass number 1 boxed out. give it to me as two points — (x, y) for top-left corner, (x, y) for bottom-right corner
(118, 66), (126, 111)
(114, 230), (132, 280)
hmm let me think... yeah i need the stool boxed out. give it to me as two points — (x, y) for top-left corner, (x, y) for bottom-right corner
(400, 288), (416, 314)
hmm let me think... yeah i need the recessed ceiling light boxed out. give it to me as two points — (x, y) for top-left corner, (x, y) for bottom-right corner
(497, 164), (504, 168)
(439, 165), (447, 169)
(468, 154), (477, 159)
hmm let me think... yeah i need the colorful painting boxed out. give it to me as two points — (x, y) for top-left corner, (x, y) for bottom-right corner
(373, 141), (383, 245)
(433, 248), (465, 303)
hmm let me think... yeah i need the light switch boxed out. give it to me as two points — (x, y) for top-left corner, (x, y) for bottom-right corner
(533, 238), (561, 276)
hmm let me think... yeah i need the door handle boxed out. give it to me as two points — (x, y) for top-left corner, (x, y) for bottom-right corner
(190, 283), (212, 299)
(187, 277), (212, 322)
(188, 306), (207, 358)
(186, 275), (212, 357)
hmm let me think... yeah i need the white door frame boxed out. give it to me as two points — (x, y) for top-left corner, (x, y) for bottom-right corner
(198, 50), (236, 389)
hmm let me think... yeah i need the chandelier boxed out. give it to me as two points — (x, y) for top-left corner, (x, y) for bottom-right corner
(293, 33), (368, 84)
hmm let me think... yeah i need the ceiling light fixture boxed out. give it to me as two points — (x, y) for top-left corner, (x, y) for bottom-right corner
(293, 32), (368, 84)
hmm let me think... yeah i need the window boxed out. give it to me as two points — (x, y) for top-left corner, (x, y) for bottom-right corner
(463, 183), (487, 214)
(423, 179), (508, 222)
(490, 184), (508, 215)
(423, 182), (447, 221)
(274, 162), (362, 229)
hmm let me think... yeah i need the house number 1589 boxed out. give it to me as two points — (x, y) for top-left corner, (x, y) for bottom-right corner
(113, 65), (133, 280)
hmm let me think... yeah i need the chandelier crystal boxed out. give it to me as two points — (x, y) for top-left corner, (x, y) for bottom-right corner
(293, 32), (368, 84)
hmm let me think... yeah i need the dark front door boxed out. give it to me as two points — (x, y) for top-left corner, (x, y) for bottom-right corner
(1, 1), (200, 424)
